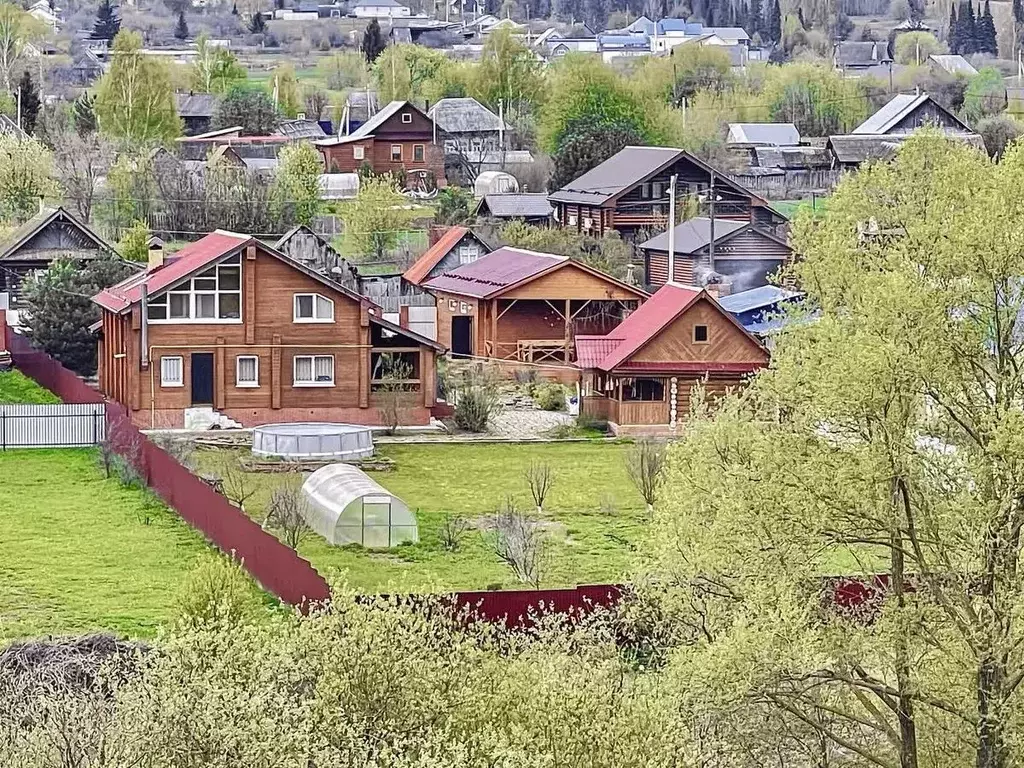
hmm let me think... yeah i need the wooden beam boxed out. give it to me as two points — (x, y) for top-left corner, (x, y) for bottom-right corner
(544, 299), (566, 320)
(564, 297), (571, 360)
(570, 300), (592, 319)
(490, 301), (498, 356)
(244, 245), (256, 344)
(496, 299), (518, 321)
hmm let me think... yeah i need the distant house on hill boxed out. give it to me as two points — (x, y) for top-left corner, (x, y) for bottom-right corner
(726, 123), (800, 147)
(833, 41), (892, 73)
(475, 193), (553, 225)
(929, 53), (978, 78)
(350, 0), (410, 17)
(175, 92), (219, 136)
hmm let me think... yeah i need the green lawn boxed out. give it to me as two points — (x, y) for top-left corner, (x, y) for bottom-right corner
(0, 449), (265, 640)
(0, 369), (60, 405)
(772, 198), (830, 219)
(197, 443), (648, 593)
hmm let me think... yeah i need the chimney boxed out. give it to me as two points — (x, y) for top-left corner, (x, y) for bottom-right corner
(147, 235), (165, 271)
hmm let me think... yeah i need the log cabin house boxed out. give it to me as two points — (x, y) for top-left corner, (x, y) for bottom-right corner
(0, 206), (118, 327)
(314, 100), (446, 188)
(421, 246), (646, 363)
(638, 216), (793, 292)
(547, 146), (787, 240)
(93, 230), (443, 429)
(576, 283), (769, 435)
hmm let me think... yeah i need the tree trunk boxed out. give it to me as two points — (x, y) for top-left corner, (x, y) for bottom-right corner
(977, 657), (1006, 768)
(891, 530), (919, 768)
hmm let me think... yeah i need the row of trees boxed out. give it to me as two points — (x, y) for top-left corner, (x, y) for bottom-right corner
(947, 0), (998, 56)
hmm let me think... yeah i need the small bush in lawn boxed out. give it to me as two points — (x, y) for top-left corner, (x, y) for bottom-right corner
(452, 366), (502, 432)
(533, 382), (567, 412)
(439, 513), (470, 552)
(175, 553), (255, 629)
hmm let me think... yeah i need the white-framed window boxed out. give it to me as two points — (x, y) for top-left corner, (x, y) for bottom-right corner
(353, 145), (365, 160)
(293, 293), (334, 323)
(401, 112), (412, 124)
(293, 355), (334, 386)
(568, 213), (578, 226)
(458, 243), (480, 265)
(470, 137), (483, 152)
(147, 254), (242, 323)
(160, 356), (183, 387)
(390, 144), (402, 161)
(236, 355), (259, 387)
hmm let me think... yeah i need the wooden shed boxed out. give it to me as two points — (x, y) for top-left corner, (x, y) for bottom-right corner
(577, 283), (768, 435)
(422, 247), (646, 363)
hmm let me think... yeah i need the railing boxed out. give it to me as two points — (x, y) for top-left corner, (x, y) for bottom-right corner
(0, 403), (106, 449)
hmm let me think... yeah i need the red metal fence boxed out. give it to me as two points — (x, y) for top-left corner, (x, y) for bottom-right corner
(6, 331), (332, 608)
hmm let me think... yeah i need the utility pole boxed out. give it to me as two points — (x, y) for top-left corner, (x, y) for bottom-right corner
(708, 171), (716, 272)
(667, 174), (677, 286)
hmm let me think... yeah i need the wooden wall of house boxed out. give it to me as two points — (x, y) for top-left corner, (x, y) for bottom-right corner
(500, 264), (640, 301)
(21, 218), (104, 256)
(432, 290), (478, 352)
(428, 233), (486, 279)
(320, 139), (445, 182)
(631, 298), (767, 365)
(645, 250), (697, 287)
(276, 230), (359, 291)
(714, 258), (788, 293)
(890, 101), (963, 133)
(494, 301), (566, 347)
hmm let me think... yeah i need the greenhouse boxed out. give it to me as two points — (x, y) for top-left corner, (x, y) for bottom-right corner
(300, 464), (418, 548)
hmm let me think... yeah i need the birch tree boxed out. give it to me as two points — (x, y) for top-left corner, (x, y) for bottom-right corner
(647, 132), (1024, 768)
(94, 31), (180, 143)
(0, 3), (41, 93)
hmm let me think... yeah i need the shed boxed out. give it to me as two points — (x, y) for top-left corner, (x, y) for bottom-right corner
(474, 170), (518, 197)
(301, 463), (418, 547)
(727, 123), (800, 147)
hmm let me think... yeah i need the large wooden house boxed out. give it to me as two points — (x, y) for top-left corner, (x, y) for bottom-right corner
(314, 101), (446, 188)
(638, 216), (793, 292)
(93, 231), (443, 429)
(547, 146), (786, 239)
(422, 246), (646, 362)
(577, 283), (768, 435)
(0, 206), (119, 327)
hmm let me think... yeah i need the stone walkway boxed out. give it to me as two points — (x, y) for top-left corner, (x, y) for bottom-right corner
(487, 408), (574, 439)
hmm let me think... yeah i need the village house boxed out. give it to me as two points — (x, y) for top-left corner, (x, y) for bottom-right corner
(175, 92), (219, 137)
(548, 146), (787, 240)
(475, 193), (554, 226)
(638, 216), (793, 292)
(427, 97), (507, 179)
(315, 101), (446, 189)
(577, 283), (769, 435)
(0, 206), (119, 327)
(404, 226), (491, 286)
(92, 230), (443, 430)
(422, 246), (646, 362)
(274, 225), (360, 291)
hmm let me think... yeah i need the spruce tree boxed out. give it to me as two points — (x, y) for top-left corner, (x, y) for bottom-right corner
(1015, 0), (1024, 23)
(949, 2), (959, 53)
(92, 0), (120, 41)
(979, 0), (998, 55)
(174, 10), (188, 40)
(360, 19), (386, 64)
(17, 70), (39, 135)
(705, 0), (715, 26)
(249, 10), (266, 33)
(750, 0), (763, 39)
(766, 0), (782, 43)
(956, 0), (976, 54)
(73, 92), (97, 135)
(231, 1), (239, 13)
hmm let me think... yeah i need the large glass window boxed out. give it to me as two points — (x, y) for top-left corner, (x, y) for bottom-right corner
(622, 378), (664, 402)
(147, 254), (242, 322)
(294, 355), (335, 386)
(294, 293), (335, 322)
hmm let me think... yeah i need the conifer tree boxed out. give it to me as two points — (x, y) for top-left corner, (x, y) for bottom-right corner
(174, 10), (188, 40)
(17, 70), (39, 134)
(360, 19), (386, 64)
(766, 0), (781, 43)
(948, 2), (959, 52)
(249, 10), (266, 33)
(979, 0), (998, 55)
(73, 91), (97, 135)
(750, 0), (763, 39)
(957, 0), (977, 54)
(92, 0), (120, 41)
(231, 1), (238, 13)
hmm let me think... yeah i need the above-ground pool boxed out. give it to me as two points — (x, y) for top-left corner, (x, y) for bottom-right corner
(252, 423), (374, 460)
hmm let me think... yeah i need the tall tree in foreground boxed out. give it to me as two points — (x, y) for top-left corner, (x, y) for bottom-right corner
(94, 31), (179, 142)
(342, 174), (417, 261)
(647, 133), (1024, 768)
(189, 33), (247, 94)
(92, 0), (120, 40)
(0, 3), (42, 92)
(360, 18), (385, 64)
(16, 69), (39, 134)
(0, 133), (58, 219)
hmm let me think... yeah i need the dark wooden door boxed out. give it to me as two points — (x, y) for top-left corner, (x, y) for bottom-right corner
(190, 353), (214, 405)
(451, 316), (472, 358)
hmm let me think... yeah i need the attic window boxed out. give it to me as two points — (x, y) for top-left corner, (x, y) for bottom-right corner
(693, 324), (709, 343)
(401, 112), (412, 124)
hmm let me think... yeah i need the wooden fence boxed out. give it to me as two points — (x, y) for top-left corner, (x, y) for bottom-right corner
(0, 403), (106, 449)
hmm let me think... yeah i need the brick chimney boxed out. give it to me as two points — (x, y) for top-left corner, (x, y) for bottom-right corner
(147, 235), (165, 272)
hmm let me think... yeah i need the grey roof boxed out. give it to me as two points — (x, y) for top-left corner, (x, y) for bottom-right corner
(929, 54), (978, 77)
(835, 41), (892, 67)
(638, 217), (749, 254)
(427, 97), (505, 134)
(477, 193), (553, 219)
(0, 206), (116, 262)
(175, 92), (219, 118)
(852, 93), (971, 135)
(275, 119), (327, 139)
(727, 122), (800, 146)
(752, 145), (832, 169)
(242, 156), (279, 172)
(828, 132), (985, 164)
(317, 100), (424, 146)
(718, 285), (803, 314)
(352, 0), (404, 6)
(704, 26), (750, 40)
(548, 145), (767, 208)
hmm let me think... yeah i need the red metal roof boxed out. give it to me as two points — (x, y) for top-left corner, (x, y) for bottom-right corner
(93, 231), (253, 313)
(403, 226), (470, 285)
(423, 247), (567, 298)
(575, 284), (767, 373)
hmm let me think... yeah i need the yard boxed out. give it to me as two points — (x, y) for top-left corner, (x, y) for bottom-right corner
(0, 369), (60, 405)
(0, 449), (266, 640)
(195, 442), (648, 592)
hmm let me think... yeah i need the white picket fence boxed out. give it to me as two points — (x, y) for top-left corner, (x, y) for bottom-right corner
(0, 403), (106, 449)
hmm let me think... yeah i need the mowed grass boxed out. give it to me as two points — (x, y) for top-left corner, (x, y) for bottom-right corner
(0, 449), (258, 640)
(197, 442), (648, 592)
(0, 369), (60, 404)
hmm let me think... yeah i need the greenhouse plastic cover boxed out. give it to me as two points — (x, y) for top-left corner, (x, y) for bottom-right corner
(301, 463), (418, 548)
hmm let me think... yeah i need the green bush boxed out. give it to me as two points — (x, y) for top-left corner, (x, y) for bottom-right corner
(175, 554), (257, 629)
(533, 382), (567, 412)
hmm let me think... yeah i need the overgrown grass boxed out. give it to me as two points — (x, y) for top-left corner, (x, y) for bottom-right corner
(0, 449), (267, 640)
(195, 443), (648, 593)
(0, 370), (60, 405)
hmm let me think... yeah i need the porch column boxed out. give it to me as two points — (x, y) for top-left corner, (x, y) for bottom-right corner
(490, 301), (498, 358)
(564, 298), (571, 360)
(271, 334), (282, 410)
(670, 377), (678, 429)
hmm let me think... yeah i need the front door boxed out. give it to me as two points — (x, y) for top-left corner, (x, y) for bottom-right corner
(451, 316), (473, 358)
(190, 353), (214, 405)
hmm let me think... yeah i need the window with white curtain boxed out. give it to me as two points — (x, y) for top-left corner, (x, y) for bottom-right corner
(294, 355), (334, 386)
(293, 293), (335, 322)
(236, 356), (259, 387)
(160, 356), (183, 387)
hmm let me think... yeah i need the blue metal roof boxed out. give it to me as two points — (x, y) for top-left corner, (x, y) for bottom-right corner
(598, 33), (650, 47)
(656, 19), (703, 34)
(718, 285), (803, 314)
